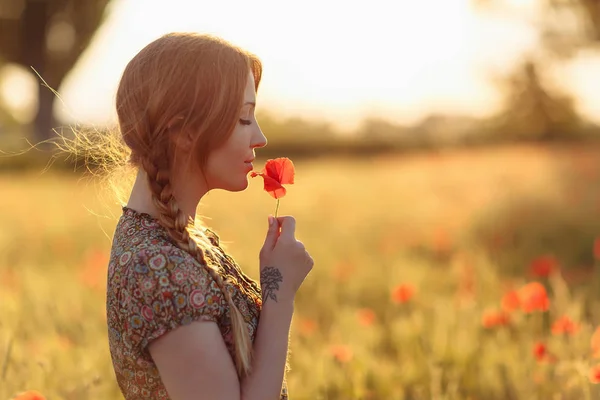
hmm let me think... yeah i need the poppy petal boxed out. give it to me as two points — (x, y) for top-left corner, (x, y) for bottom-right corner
(265, 158), (295, 185)
(251, 173), (287, 199)
(262, 175), (286, 199)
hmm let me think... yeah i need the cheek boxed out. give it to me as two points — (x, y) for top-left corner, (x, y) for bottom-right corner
(204, 151), (238, 185)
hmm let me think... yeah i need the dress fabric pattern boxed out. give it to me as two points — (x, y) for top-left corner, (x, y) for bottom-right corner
(106, 206), (289, 399)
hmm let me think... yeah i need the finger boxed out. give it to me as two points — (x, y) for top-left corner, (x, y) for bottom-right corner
(278, 216), (296, 240)
(262, 215), (280, 250)
(306, 254), (314, 267)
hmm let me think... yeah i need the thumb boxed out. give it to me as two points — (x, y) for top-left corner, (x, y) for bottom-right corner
(262, 215), (280, 251)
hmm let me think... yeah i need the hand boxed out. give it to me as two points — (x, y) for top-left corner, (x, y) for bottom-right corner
(259, 215), (314, 304)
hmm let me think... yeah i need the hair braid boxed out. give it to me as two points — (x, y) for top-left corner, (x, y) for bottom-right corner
(141, 152), (253, 378)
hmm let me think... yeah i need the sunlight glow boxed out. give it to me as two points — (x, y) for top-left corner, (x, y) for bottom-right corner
(6, 0), (598, 131)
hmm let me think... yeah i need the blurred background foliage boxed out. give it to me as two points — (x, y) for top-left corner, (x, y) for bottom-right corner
(1, 0), (600, 162)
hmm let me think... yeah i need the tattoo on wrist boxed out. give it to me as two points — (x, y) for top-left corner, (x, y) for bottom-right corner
(261, 267), (283, 303)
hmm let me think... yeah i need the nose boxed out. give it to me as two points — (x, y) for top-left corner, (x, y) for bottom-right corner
(251, 124), (268, 149)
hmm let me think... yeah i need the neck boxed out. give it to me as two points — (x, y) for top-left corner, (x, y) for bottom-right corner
(126, 168), (201, 223)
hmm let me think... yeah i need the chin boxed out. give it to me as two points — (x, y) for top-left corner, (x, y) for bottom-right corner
(223, 178), (249, 192)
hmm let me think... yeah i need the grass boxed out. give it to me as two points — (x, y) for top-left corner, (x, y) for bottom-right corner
(2, 143), (600, 399)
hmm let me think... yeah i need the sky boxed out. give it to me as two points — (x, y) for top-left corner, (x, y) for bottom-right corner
(3, 0), (600, 132)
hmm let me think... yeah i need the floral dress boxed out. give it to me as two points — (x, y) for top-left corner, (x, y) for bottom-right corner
(106, 206), (289, 399)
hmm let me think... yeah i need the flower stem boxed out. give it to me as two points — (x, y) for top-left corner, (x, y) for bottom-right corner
(275, 199), (280, 218)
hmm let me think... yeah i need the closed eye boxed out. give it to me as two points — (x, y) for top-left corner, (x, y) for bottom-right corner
(239, 118), (252, 126)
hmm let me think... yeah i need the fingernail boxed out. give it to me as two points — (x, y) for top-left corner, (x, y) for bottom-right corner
(268, 215), (274, 226)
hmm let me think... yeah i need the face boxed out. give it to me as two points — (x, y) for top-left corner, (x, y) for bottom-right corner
(204, 71), (267, 192)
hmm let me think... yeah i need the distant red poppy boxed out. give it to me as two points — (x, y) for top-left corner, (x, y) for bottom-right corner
(357, 308), (376, 327)
(501, 290), (520, 313)
(330, 344), (353, 363)
(80, 248), (109, 290)
(391, 284), (415, 304)
(481, 309), (510, 328)
(529, 255), (558, 278)
(332, 261), (355, 282)
(532, 341), (556, 363)
(532, 341), (547, 361)
(518, 282), (550, 313)
(298, 317), (317, 337)
(551, 316), (580, 336)
(590, 365), (600, 384)
(12, 391), (46, 400)
(251, 157), (295, 199)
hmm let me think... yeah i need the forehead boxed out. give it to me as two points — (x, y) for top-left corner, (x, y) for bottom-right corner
(245, 72), (256, 100)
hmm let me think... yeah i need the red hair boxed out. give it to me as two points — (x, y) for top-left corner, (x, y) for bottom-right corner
(116, 32), (262, 378)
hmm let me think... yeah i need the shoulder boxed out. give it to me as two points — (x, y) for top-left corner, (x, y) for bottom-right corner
(113, 242), (227, 352)
(133, 244), (196, 270)
(124, 243), (218, 291)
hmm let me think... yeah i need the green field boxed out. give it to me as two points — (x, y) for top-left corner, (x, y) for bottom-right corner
(3, 144), (600, 399)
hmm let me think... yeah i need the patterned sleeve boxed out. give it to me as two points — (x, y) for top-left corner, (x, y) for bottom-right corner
(120, 245), (226, 354)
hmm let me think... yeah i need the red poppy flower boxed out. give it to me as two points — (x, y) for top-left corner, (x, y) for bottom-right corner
(532, 341), (556, 363)
(357, 308), (377, 327)
(590, 365), (600, 384)
(12, 391), (46, 400)
(529, 255), (558, 278)
(298, 317), (317, 337)
(330, 344), (353, 363)
(551, 316), (580, 336)
(518, 282), (550, 313)
(532, 341), (547, 361)
(501, 290), (520, 313)
(481, 309), (510, 328)
(250, 157), (295, 199)
(391, 284), (415, 304)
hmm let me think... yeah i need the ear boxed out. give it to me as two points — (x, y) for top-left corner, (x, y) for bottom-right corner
(171, 128), (196, 174)
(173, 128), (195, 150)
(168, 116), (193, 150)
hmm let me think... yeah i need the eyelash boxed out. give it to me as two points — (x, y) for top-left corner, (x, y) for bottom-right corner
(239, 118), (252, 126)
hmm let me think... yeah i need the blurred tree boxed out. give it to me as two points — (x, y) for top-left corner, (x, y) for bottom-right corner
(256, 111), (337, 146)
(0, 0), (111, 143)
(473, 0), (599, 140)
(490, 59), (582, 140)
(358, 117), (425, 147)
(359, 117), (403, 140)
(473, 0), (600, 57)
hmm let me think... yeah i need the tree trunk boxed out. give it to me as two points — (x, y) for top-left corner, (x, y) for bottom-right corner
(21, 0), (54, 145)
(36, 82), (55, 144)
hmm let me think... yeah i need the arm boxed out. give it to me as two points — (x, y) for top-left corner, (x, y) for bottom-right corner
(148, 299), (293, 400)
(148, 321), (240, 399)
(147, 215), (310, 399)
(240, 298), (293, 400)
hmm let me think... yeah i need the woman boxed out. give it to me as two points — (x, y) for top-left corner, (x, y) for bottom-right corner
(105, 32), (314, 400)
